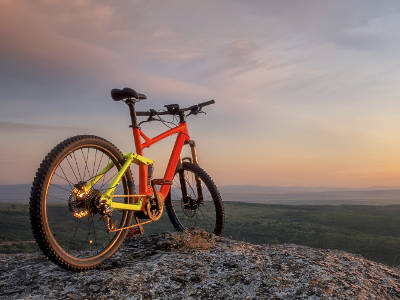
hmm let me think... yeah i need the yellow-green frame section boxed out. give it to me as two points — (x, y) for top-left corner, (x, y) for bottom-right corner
(86, 152), (154, 211)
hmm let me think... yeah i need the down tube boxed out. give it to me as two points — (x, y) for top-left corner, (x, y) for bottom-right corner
(160, 132), (188, 198)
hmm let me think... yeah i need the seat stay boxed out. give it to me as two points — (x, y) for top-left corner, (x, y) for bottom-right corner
(102, 153), (136, 203)
(86, 160), (115, 191)
(85, 152), (154, 211)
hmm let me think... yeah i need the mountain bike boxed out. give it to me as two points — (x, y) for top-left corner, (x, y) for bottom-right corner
(29, 87), (224, 271)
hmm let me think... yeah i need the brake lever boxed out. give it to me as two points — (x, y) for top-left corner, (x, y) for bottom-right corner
(186, 106), (206, 117)
(186, 105), (198, 116)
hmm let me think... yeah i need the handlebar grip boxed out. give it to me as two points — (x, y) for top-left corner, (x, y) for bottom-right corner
(198, 99), (215, 107)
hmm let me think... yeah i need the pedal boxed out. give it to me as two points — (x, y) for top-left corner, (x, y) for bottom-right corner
(151, 179), (172, 185)
(135, 216), (144, 234)
(127, 227), (141, 237)
(127, 216), (145, 237)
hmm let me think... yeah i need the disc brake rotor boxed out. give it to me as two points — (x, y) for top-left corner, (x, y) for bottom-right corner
(181, 196), (200, 217)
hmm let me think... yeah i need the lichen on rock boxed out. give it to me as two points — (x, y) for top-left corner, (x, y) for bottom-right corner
(1, 230), (399, 299)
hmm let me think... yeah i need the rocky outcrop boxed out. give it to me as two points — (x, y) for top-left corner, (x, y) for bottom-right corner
(1, 230), (399, 299)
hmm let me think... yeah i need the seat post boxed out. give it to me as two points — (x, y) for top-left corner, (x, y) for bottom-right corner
(126, 99), (138, 128)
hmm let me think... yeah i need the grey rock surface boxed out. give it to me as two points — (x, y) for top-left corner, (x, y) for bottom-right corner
(0, 230), (399, 299)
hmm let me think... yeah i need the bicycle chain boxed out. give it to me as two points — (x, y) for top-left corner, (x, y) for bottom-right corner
(106, 216), (153, 232)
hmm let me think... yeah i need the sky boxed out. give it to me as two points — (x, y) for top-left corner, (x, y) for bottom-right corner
(1, 0), (400, 187)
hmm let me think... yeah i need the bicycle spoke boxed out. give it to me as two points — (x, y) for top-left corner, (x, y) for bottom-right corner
(47, 194), (69, 202)
(53, 170), (74, 189)
(71, 218), (80, 252)
(94, 152), (105, 180)
(65, 155), (80, 183)
(87, 215), (93, 255)
(81, 148), (90, 181)
(72, 152), (83, 181)
(186, 176), (197, 196)
(168, 164), (221, 234)
(98, 171), (107, 191)
(98, 168), (118, 192)
(43, 143), (129, 261)
(92, 216), (98, 253)
(49, 183), (71, 193)
(91, 149), (98, 179)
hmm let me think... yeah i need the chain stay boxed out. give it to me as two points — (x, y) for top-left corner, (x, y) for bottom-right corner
(105, 193), (152, 232)
(106, 217), (153, 232)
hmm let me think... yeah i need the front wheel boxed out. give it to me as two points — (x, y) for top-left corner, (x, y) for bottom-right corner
(165, 162), (224, 235)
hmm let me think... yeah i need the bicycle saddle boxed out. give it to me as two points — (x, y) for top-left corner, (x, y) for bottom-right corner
(111, 87), (147, 101)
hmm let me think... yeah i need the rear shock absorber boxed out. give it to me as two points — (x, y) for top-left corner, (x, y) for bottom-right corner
(147, 164), (154, 187)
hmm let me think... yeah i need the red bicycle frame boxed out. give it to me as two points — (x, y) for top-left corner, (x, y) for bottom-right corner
(132, 122), (190, 201)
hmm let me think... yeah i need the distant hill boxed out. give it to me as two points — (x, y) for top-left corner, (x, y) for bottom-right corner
(0, 185), (31, 203)
(2, 184), (400, 205)
(220, 185), (400, 205)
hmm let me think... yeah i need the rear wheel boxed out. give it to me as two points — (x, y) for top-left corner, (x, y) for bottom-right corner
(30, 135), (134, 271)
(165, 162), (224, 235)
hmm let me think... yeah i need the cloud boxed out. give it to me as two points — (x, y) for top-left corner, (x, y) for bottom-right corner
(1, 0), (398, 105)
(1, 1), (400, 186)
(0, 0), (143, 103)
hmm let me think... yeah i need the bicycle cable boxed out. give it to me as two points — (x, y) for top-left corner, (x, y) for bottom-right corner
(138, 113), (179, 129)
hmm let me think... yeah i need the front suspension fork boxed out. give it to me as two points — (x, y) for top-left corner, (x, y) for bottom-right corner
(180, 140), (204, 205)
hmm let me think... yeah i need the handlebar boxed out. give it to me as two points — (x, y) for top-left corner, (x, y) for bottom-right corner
(136, 110), (168, 116)
(136, 100), (215, 117)
(197, 99), (215, 108)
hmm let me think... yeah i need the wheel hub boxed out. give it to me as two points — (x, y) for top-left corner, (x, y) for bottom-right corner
(183, 196), (199, 210)
(69, 182), (102, 218)
(181, 196), (200, 217)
